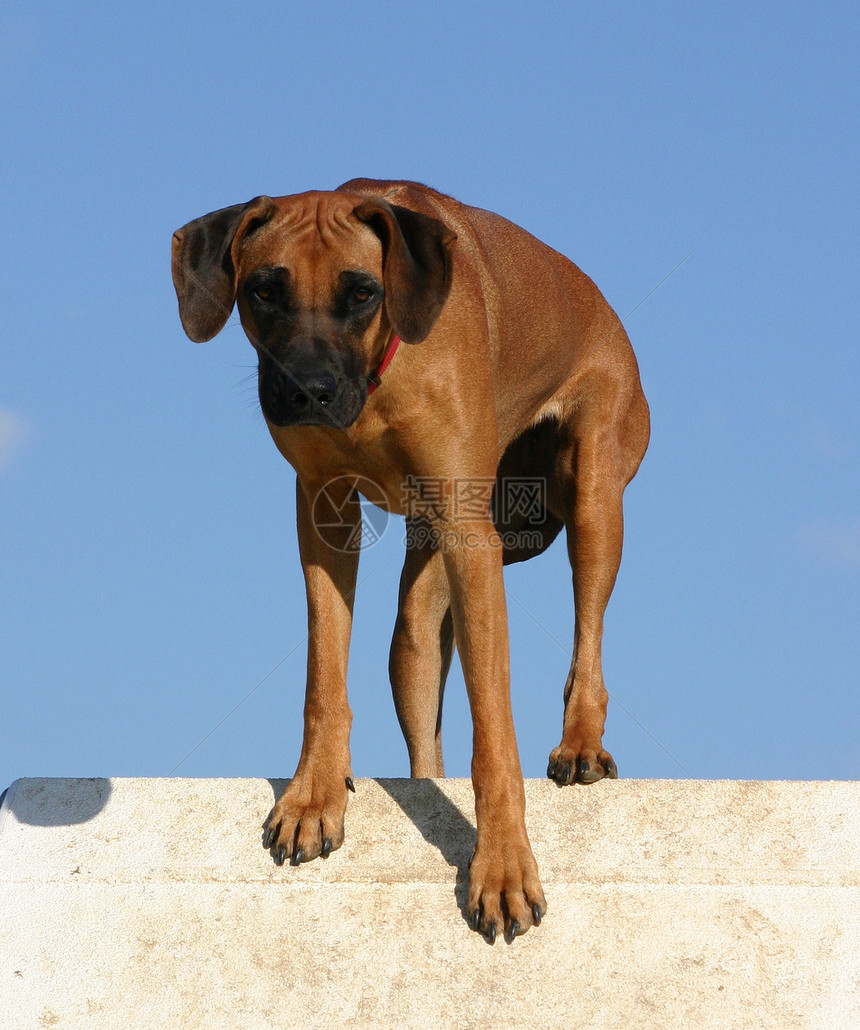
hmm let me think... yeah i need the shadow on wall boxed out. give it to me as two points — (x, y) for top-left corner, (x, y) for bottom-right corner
(0, 778), (113, 830)
(375, 777), (476, 876)
(264, 776), (476, 873)
(263, 776), (477, 925)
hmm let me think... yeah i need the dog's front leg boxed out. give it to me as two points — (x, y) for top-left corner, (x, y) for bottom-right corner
(263, 477), (358, 866)
(442, 525), (547, 940)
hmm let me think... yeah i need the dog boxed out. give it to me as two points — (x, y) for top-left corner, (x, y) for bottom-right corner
(172, 179), (649, 942)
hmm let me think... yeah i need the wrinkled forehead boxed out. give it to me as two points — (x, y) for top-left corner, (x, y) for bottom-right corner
(237, 191), (382, 281)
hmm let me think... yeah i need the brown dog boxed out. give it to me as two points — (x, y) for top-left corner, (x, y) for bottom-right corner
(172, 179), (649, 942)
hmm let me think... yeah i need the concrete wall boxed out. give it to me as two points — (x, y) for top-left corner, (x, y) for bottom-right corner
(2, 777), (858, 1028)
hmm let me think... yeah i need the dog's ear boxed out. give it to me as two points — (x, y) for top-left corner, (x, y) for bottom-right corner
(353, 199), (456, 343)
(172, 197), (275, 342)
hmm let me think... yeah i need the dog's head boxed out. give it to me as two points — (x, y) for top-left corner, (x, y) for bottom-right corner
(171, 191), (456, 429)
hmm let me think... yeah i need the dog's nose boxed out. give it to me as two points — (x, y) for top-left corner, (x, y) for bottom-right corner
(287, 371), (338, 412)
(259, 356), (359, 428)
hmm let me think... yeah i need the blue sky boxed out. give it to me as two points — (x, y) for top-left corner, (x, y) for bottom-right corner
(2, 1), (858, 793)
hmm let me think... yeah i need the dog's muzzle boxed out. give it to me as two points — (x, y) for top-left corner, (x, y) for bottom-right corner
(258, 352), (365, 429)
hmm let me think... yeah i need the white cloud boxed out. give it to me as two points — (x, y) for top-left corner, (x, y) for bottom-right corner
(0, 409), (27, 472)
(798, 519), (860, 568)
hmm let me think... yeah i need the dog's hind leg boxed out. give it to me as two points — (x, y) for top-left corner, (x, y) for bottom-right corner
(389, 528), (453, 777)
(547, 387), (649, 785)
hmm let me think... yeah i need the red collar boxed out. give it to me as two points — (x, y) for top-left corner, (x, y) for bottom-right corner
(367, 334), (401, 394)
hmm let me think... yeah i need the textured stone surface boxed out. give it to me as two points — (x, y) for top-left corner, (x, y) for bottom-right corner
(1, 778), (858, 1028)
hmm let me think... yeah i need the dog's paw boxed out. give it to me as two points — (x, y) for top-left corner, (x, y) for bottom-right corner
(465, 839), (546, 944)
(262, 769), (352, 866)
(547, 744), (617, 785)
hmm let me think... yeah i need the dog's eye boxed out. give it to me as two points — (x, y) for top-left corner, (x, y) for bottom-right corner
(352, 287), (373, 305)
(253, 285), (274, 303)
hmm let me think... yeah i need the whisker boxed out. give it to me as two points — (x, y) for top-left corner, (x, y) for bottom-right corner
(233, 372), (259, 391)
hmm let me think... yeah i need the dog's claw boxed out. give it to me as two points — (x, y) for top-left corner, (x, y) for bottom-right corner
(291, 847), (304, 866)
(321, 837), (332, 858)
(345, 777), (355, 793)
(509, 920), (520, 941)
(486, 922), (496, 945)
(469, 909), (481, 932)
(263, 827), (275, 849)
(275, 845), (286, 866)
(579, 757), (608, 783)
(532, 902), (542, 927)
(549, 745), (618, 786)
